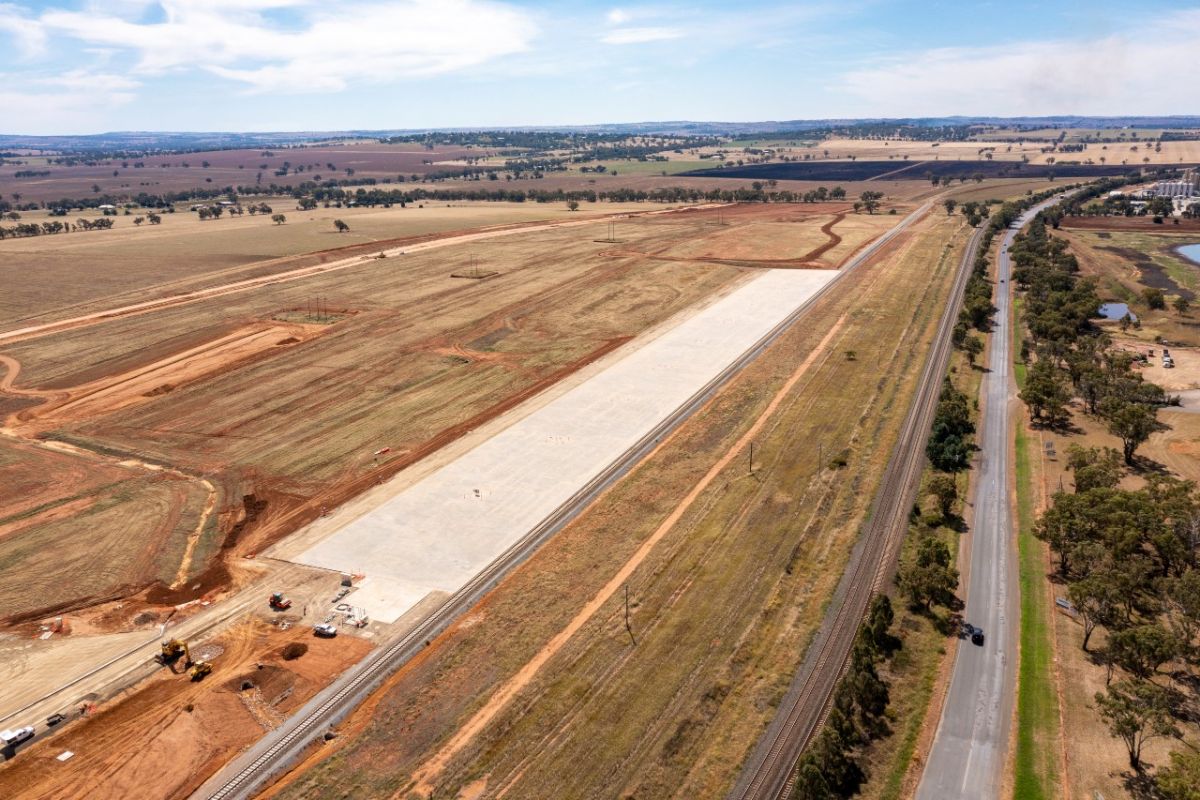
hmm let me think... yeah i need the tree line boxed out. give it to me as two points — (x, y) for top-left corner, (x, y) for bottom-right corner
(792, 596), (901, 800)
(1012, 210), (1199, 790)
(0, 217), (115, 239)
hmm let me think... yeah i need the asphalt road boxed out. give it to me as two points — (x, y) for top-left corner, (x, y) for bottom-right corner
(916, 198), (1064, 799)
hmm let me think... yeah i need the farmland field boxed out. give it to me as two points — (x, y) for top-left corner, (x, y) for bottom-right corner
(0, 202), (877, 622)
(0, 142), (485, 203)
(268, 209), (969, 800)
(0, 200), (667, 327)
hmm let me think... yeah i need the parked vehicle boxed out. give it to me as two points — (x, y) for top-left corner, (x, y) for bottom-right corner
(313, 623), (338, 638)
(1, 726), (34, 747)
(45, 713), (65, 727)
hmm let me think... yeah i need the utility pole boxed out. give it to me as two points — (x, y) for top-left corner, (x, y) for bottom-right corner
(624, 584), (636, 646)
(749, 441), (754, 475)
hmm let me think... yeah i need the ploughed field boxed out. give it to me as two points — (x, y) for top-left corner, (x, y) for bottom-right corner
(0, 202), (885, 624)
(0, 142), (481, 203)
(682, 160), (1174, 182)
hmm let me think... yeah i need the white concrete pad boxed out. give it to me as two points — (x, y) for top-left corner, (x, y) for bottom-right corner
(292, 269), (837, 622)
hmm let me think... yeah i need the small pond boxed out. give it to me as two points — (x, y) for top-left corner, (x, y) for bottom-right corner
(1098, 302), (1137, 321)
(1179, 243), (1200, 266)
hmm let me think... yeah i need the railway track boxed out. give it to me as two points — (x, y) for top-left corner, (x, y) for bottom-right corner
(728, 219), (986, 800)
(193, 202), (932, 800)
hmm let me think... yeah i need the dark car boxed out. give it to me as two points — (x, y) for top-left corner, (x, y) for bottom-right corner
(45, 713), (66, 727)
(971, 629), (985, 646)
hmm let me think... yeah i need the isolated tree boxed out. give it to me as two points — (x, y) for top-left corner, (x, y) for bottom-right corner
(943, 199), (957, 215)
(899, 536), (958, 611)
(271, 214), (286, 225)
(1107, 623), (1179, 679)
(133, 216), (144, 226)
(1021, 360), (1070, 427)
(961, 334), (984, 366)
(1095, 680), (1181, 772)
(866, 594), (899, 655)
(1068, 574), (1124, 651)
(926, 379), (975, 472)
(567, 199), (580, 211)
(1174, 295), (1190, 314)
(860, 190), (883, 214)
(928, 473), (958, 520)
(334, 219), (350, 233)
(147, 212), (162, 225)
(1100, 398), (1166, 464)
(1067, 445), (1123, 493)
(1143, 287), (1167, 310)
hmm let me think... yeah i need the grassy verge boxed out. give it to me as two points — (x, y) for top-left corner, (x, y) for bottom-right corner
(1011, 318), (1061, 799)
(858, 347), (978, 799)
(859, 494), (959, 800)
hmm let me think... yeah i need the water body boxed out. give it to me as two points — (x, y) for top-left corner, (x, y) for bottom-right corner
(1098, 302), (1137, 322)
(1178, 243), (1200, 266)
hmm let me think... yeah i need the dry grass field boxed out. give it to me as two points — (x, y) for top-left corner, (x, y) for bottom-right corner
(266, 210), (969, 800)
(1061, 225), (1200, 346)
(716, 136), (1200, 167)
(0, 203), (884, 623)
(0, 200), (664, 327)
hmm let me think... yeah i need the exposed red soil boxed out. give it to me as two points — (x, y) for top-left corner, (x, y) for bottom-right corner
(0, 620), (375, 800)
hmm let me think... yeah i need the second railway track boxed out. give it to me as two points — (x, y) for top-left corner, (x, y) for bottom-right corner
(730, 219), (986, 800)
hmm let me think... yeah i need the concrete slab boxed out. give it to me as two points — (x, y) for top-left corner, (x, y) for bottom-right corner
(291, 268), (838, 622)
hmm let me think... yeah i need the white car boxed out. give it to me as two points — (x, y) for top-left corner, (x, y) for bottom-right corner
(313, 623), (338, 638)
(1, 726), (34, 747)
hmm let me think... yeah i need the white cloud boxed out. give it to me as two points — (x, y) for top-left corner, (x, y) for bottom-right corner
(841, 10), (1200, 116)
(0, 70), (139, 133)
(601, 26), (684, 45)
(32, 0), (538, 93)
(606, 8), (632, 25)
(0, 3), (47, 58)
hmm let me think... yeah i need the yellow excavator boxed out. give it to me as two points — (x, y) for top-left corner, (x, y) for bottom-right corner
(160, 639), (192, 671)
(160, 639), (213, 680)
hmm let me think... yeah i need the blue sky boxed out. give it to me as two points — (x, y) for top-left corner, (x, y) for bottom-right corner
(1, 0), (1197, 134)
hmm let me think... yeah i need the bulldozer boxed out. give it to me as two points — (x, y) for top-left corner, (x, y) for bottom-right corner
(159, 639), (193, 672)
(189, 661), (213, 681)
(269, 592), (292, 611)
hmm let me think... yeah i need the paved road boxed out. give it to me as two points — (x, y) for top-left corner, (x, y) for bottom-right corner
(917, 198), (1064, 799)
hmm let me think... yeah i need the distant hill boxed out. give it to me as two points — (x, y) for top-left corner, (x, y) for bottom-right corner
(3, 117), (1200, 153)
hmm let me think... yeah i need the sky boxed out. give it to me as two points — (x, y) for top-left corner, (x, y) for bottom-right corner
(0, 0), (1198, 134)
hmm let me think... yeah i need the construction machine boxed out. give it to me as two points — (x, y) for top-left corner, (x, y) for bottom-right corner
(269, 592), (293, 611)
(159, 639), (193, 672)
(189, 661), (213, 681)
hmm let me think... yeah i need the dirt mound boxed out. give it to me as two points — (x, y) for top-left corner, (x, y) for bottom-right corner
(278, 642), (308, 661)
(143, 383), (175, 397)
(224, 664), (295, 701)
